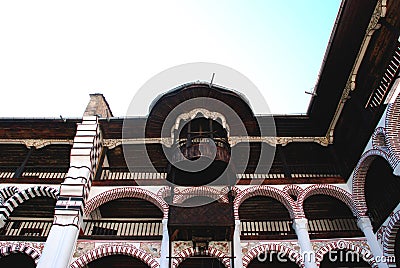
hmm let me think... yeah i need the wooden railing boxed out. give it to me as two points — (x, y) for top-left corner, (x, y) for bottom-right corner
(0, 219), (53, 241)
(21, 166), (68, 179)
(98, 167), (167, 181)
(240, 218), (362, 240)
(0, 166), (17, 179)
(80, 219), (163, 240)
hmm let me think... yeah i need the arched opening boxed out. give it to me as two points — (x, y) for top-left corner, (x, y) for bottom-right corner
(246, 252), (299, 267)
(319, 249), (370, 267)
(303, 195), (362, 239)
(0, 196), (55, 240)
(86, 254), (149, 268)
(239, 196), (296, 240)
(81, 197), (163, 240)
(0, 252), (36, 267)
(178, 257), (225, 268)
(169, 117), (232, 186)
(365, 157), (400, 231)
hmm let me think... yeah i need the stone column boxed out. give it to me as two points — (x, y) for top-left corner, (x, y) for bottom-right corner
(160, 219), (169, 268)
(37, 117), (101, 268)
(357, 216), (389, 268)
(233, 220), (243, 268)
(292, 218), (317, 268)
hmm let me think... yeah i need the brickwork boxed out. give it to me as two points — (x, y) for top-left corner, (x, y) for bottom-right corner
(0, 243), (41, 264)
(382, 210), (400, 261)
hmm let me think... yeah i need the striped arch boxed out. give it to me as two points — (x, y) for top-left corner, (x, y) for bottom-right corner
(372, 127), (389, 149)
(315, 240), (376, 267)
(242, 243), (304, 267)
(173, 186), (229, 204)
(0, 186), (19, 202)
(297, 184), (359, 218)
(172, 247), (230, 268)
(385, 93), (400, 167)
(352, 149), (394, 216)
(84, 187), (169, 219)
(0, 186), (59, 221)
(233, 185), (301, 220)
(70, 245), (159, 268)
(0, 243), (41, 264)
(283, 184), (303, 198)
(157, 186), (171, 200)
(382, 210), (400, 260)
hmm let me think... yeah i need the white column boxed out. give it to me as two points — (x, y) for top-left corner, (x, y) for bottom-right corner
(160, 219), (169, 268)
(357, 217), (389, 268)
(292, 218), (317, 268)
(233, 220), (243, 268)
(37, 222), (80, 268)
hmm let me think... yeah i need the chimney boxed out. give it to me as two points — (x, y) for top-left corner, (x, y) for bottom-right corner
(83, 93), (113, 118)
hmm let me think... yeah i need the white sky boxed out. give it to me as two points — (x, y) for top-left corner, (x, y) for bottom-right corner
(0, 1), (341, 117)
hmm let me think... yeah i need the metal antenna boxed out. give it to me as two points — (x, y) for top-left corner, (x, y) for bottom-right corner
(209, 73), (215, 88)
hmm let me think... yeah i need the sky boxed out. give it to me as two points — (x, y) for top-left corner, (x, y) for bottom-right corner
(0, 0), (342, 118)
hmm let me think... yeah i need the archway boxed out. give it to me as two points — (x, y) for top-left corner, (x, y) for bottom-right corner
(0, 252), (36, 267)
(86, 254), (150, 268)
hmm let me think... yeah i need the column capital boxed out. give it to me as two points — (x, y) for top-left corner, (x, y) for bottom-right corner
(357, 216), (373, 231)
(293, 218), (308, 231)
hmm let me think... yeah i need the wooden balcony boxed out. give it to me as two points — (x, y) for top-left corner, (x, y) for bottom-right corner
(0, 166), (68, 183)
(240, 218), (363, 240)
(0, 219), (53, 241)
(80, 219), (163, 240)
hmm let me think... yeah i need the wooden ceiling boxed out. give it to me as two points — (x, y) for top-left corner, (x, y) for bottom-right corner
(97, 198), (163, 219)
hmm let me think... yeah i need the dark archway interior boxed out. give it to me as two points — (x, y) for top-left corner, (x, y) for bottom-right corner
(11, 196), (56, 218)
(87, 254), (149, 268)
(239, 196), (291, 221)
(178, 257), (225, 268)
(303, 195), (362, 239)
(365, 157), (400, 231)
(319, 249), (370, 267)
(0, 253), (36, 267)
(97, 197), (163, 218)
(247, 252), (299, 268)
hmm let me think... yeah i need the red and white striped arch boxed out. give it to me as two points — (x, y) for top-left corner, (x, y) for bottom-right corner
(70, 245), (159, 268)
(172, 247), (231, 268)
(242, 243), (304, 267)
(352, 148), (394, 216)
(84, 187), (169, 219)
(382, 210), (400, 262)
(233, 185), (301, 220)
(297, 184), (359, 218)
(315, 240), (376, 267)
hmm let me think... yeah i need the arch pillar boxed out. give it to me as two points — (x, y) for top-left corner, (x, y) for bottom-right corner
(160, 219), (169, 268)
(292, 218), (317, 268)
(357, 216), (389, 268)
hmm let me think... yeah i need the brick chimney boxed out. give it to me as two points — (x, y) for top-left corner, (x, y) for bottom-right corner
(83, 93), (113, 118)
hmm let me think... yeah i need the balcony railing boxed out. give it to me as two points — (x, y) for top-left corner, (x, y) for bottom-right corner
(98, 167), (167, 181)
(0, 219), (53, 241)
(21, 166), (68, 179)
(0, 166), (18, 179)
(80, 219), (163, 240)
(241, 219), (296, 240)
(240, 218), (362, 240)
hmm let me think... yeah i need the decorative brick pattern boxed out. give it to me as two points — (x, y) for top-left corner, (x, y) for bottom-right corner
(314, 240), (376, 267)
(352, 149), (393, 216)
(283, 185), (303, 198)
(84, 187), (169, 219)
(372, 127), (389, 149)
(173, 186), (229, 204)
(385, 93), (400, 166)
(0, 186), (58, 221)
(382, 210), (400, 262)
(297, 184), (359, 218)
(233, 185), (301, 220)
(172, 247), (231, 268)
(0, 243), (41, 264)
(0, 186), (19, 203)
(156, 186), (171, 200)
(70, 245), (159, 268)
(242, 243), (304, 267)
